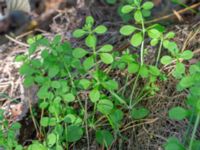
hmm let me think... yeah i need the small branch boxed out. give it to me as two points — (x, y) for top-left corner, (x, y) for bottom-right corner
(145, 2), (200, 24)
(5, 35), (29, 47)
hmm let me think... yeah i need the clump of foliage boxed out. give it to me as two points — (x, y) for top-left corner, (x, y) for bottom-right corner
(0, 0), (197, 149)
(162, 48), (200, 149)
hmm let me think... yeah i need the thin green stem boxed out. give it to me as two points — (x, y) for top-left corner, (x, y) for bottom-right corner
(140, 17), (145, 66)
(109, 90), (128, 106)
(183, 108), (195, 145)
(188, 114), (200, 150)
(132, 92), (149, 108)
(92, 46), (98, 71)
(140, 41), (145, 66)
(155, 38), (163, 67)
(129, 72), (140, 107)
(66, 67), (84, 110)
(122, 74), (130, 96)
(92, 102), (97, 124)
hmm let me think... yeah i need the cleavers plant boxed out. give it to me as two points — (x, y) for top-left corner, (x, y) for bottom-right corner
(0, 0), (197, 149)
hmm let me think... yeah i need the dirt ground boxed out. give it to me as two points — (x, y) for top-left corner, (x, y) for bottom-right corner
(0, 0), (200, 149)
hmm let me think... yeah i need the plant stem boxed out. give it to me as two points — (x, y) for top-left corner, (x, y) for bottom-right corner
(129, 72), (140, 107)
(132, 92), (149, 108)
(92, 46), (98, 71)
(109, 90), (127, 106)
(188, 113), (200, 150)
(84, 98), (90, 150)
(140, 18), (145, 66)
(92, 102), (97, 124)
(183, 108), (195, 145)
(66, 67), (84, 110)
(155, 38), (163, 67)
(122, 74), (129, 96)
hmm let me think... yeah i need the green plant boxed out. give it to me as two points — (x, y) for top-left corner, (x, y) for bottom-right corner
(3, 0), (196, 149)
(161, 44), (200, 149)
(0, 109), (22, 150)
(16, 11), (163, 148)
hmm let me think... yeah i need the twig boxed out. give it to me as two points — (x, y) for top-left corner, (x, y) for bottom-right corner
(121, 118), (159, 132)
(193, 49), (200, 54)
(16, 30), (34, 40)
(181, 25), (200, 52)
(5, 35), (29, 47)
(145, 2), (200, 24)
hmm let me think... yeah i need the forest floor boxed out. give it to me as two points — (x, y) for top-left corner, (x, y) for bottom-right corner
(0, 0), (200, 149)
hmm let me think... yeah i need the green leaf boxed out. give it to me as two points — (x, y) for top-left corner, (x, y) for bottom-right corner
(148, 29), (161, 39)
(52, 35), (62, 45)
(85, 34), (97, 48)
(165, 32), (175, 39)
(15, 145), (23, 150)
(100, 53), (114, 64)
(86, 16), (94, 26)
(47, 133), (57, 147)
(120, 25), (136, 36)
(142, 2), (154, 10)
(39, 101), (49, 109)
(83, 56), (94, 70)
(109, 109), (124, 129)
(79, 79), (91, 90)
(28, 43), (37, 55)
(172, 62), (185, 79)
(134, 0), (141, 6)
(31, 59), (41, 68)
(19, 64), (33, 76)
(63, 93), (75, 102)
(65, 125), (83, 142)
(15, 54), (27, 62)
(167, 42), (179, 54)
(179, 76), (194, 89)
(139, 65), (149, 78)
(89, 89), (100, 103)
(47, 118), (56, 126)
(121, 5), (134, 14)
(189, 64), (200, 74)
(163, 40), (170, 49)
(64, 114), (82, 125)
(128, 63), (139, 74)
(130, 32), (143, 47)
(99, 44), (113, 52)
(73, 48), (88, 58)
(106, 0), (117, 4)
(150, 39), (159, 46)
(51, 81), (61, 89)
(149, 66), (160, 76)
(131, 107), (149, 120)
(40, 117), (49, 127)
(191, 140), (200, 150)
(142, 9), (151, 17)
(161, 56), (173, 65)
(180, 50), (193, 60)
(94, 25), (107, 34)
(97, 99), (113, 115)
(28, 142), (47, 150)
(37, 86), (49, 99)
(164, 137), (185, 150)
(102, 80), (118, 90)
(134, 10), (143, 22)
(169, 107), (189, 121)
(11, 122), (21, 130)
(73, 29), (86, 38)
(48, 65), (59, 78)
(96, 130), (114, 147)
(24, 77), (34, 87)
